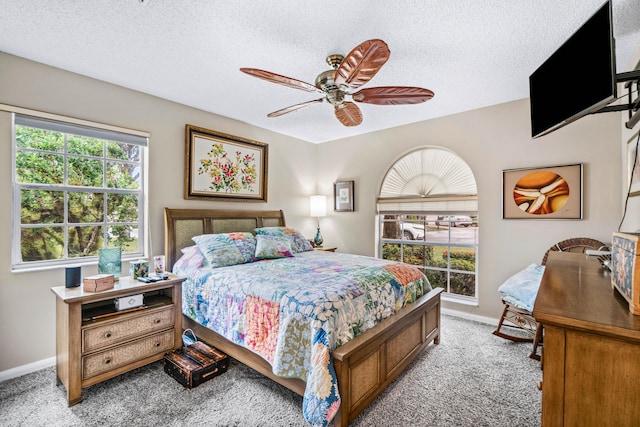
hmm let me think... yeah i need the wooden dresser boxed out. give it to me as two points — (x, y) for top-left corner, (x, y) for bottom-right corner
(51, 275), (184, 406)
(533, 252), (640, 426)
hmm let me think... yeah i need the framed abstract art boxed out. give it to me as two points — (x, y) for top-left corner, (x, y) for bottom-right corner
(502, 163), (582, 219)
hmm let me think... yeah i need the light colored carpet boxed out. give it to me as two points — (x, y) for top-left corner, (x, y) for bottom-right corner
(0, 315), (541, 426)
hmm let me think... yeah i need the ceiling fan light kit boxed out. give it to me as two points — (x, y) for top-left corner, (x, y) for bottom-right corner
(240, 39), (434, 127)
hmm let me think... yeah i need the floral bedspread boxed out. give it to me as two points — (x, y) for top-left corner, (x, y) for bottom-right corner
(175, 251), (431, 426)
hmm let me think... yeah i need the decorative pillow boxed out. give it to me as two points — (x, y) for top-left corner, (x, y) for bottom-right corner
(254, 226), (314, 253)
(192, 232), (256, 268)
(172, 245), (206, 273)
(498, 263), (546, 312)
(254, 234), (295, 259)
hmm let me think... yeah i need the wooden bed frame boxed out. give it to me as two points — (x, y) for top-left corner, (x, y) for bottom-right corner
(164, 207), (443, 426)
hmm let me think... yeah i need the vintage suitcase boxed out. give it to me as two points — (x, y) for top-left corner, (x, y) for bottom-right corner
(611, 232), (640, 315)
(163, 340), (230, 389)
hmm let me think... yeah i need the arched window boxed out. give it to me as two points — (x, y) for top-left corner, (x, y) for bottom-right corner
(378, 146), (478, 304)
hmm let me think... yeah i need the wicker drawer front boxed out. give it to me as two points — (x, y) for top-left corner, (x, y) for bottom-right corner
(82, 329), (174, 380)
(83, 306), (175, 353)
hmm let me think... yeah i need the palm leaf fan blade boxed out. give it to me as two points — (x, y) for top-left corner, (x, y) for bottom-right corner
(240, 68), (321, 93)
(353, 86), (434, 105)
(334, 39), (390, 90)
(334, 102), (363, 126)
(267, 99), (324, 117)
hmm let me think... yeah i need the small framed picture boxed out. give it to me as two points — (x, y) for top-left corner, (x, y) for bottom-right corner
(334, 180), (354, 212)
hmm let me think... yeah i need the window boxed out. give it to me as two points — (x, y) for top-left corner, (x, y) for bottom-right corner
(12, 113), (148, 271)
(377, 147), (478, 303)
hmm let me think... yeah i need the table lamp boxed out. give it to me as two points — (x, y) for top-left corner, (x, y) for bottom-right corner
(309, 195), (326, 247)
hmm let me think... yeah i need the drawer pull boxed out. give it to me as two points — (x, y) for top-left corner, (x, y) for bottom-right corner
(105, 358), (111, 365)
(154, 319), (161, 324)
(105, 332), (112, 338)
(155, 342), (161, 347)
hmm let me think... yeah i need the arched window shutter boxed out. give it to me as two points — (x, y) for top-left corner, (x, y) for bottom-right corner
(378, 147), (477, 213)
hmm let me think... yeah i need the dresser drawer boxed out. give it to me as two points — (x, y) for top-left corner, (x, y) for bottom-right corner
(82, 329), (174, 380)
(82, 306), (175, 353)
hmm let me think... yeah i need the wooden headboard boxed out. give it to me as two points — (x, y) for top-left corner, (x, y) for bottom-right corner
(163, 208), (286, 270)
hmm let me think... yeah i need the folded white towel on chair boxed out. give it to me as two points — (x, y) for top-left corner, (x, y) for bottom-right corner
(498, 263), (546, 312)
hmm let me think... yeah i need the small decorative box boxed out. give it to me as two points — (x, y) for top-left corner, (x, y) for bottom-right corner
(129, 260), (149, 279)
(611, 232), (640, 315)
(83, 274), (115, 292)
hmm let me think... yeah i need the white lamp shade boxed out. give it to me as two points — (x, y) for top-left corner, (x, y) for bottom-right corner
(310, 195), (327, 217)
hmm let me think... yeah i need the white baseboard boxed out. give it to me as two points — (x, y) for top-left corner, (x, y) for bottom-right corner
(442, 307), (498, 326)
(0, 357), (55, 382)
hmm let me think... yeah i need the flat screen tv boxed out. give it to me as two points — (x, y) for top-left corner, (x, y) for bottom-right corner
(529, 0), (616, 138)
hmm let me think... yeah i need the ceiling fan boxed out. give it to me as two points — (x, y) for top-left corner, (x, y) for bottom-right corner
(240, 39), (434, 127)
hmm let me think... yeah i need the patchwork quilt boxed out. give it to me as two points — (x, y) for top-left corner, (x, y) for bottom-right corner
(175, 251), (431, 426)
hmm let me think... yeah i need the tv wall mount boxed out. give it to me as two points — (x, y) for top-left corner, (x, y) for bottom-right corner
(595, 66), (640, 130)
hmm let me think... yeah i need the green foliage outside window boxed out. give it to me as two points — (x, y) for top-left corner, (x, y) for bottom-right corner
(15, 125), (141, 264)
(381, 215), (477, 298)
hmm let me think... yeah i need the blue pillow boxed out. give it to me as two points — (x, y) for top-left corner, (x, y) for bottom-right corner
(254, 226), (313, 253)
(498, 263), (546, 312)
(192, 232), (256, 268)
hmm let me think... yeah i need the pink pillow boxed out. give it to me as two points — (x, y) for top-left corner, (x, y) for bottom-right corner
(254, 235), (295, 259)
(172, 245), (206, 273)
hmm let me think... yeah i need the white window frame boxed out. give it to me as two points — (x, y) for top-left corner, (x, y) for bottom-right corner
(377, 146), (478, 304)
(377, 212), (478, 305)
(9, 107), (149, 272)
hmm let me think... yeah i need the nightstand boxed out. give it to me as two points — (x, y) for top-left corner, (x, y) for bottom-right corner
(51, 274), (185, 406)
(314, 247), (337, 252)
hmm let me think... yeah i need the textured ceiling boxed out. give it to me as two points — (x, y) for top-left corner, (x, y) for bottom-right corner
(1, 0), (639, 143)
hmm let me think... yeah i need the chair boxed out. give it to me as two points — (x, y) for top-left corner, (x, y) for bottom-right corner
(492, 237), (608, 360)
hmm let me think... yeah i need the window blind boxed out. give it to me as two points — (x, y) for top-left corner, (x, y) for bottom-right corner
(377, 196), (478, 213)
(15, 114), (148, 146)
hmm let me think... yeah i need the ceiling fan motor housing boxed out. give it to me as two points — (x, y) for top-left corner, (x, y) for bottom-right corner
(315, 69), (346, 106)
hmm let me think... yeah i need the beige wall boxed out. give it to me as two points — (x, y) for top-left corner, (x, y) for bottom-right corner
(315, 96), (623, 320)
(0, 52), (318, 372)
(1, 42), (637, 373)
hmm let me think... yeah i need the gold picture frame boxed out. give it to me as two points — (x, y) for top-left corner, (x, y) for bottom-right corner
(184, 125), (268, 202)
(334, 180), (354, 212)
(502, 163), (582, 219)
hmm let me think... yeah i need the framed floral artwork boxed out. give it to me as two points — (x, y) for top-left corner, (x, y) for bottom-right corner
(185, 125), (268, 202)
(502, 163), (582, 219)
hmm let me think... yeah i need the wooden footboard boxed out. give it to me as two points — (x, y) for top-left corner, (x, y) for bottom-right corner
(183, 287), (442, 426)
(332, 287), (442, 426)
